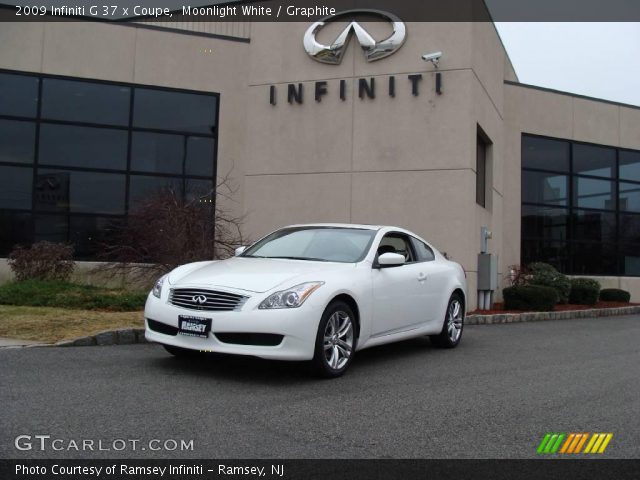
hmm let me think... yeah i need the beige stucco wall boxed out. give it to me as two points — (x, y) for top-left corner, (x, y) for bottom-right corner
(503, 83), (640, 302)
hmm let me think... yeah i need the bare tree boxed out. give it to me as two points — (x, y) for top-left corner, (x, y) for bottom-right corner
(97, 172), (247, 284)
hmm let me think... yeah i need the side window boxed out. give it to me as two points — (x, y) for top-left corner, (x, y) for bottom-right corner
(376, 233), (416, 263)
(411, 237), (435, 262)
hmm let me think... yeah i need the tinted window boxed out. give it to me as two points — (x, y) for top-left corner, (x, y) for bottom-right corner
(620, 243), (640, 275)
(133, 88), (217, 134)
(186, 137), (215, 176)
(36, 169), (125, 214)
(0, 72), (38, 117)
(522, 136), (569, 172)
(522, 171), (568, 206)
(131, 132), (184, 174)
(411, 237), (435, 261)
(0, 166), (32, 209)
(573, 177), (615, 210)
(620, 182), (640, 213)
(0, 211), (32, 255)
(521, 239), (569, 273)
(129, 175), (183, 209)
(0, 119), (35, 164)
(573, 144), (616, 178)
(41, 79), (130, 126)
(521, 205), (568, 241)
(39, 124), (128, 170)
(619, 214), (640, 245)
(573, 210), (616, 243)
(620, 150), (640, 182)
(571, 242), (617, 275)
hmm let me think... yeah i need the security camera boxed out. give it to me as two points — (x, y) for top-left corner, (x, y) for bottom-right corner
(421, 51), (442, 67)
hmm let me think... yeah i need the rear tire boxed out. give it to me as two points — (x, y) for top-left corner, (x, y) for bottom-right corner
(311, 301), (357, 378)
(430, 293), (464, 348)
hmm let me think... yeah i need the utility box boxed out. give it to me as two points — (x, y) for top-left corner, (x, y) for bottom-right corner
(477, 253), (498, 290)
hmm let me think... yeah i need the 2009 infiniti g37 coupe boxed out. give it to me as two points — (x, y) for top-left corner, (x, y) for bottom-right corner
(145, 224), (467, 377)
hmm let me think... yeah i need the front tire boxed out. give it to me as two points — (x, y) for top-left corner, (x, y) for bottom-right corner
(430, 293), (464, 348)
(312, 301), (357, 378)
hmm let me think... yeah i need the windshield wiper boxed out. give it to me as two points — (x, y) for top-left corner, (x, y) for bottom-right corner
(269, 256), (329, 262)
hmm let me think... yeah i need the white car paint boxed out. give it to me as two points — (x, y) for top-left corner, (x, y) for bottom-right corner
(144, 224), (467, 362)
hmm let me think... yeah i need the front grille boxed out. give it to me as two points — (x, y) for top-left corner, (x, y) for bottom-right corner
(168, 288), (248, 311)
(215, 333), (284, 346)
(147, 319), (178, 336)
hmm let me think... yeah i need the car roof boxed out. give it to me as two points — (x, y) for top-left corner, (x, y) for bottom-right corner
(285, 223), (385, 230)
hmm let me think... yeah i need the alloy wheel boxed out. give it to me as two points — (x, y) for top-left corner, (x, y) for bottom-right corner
(447, 299), (463, 343)
(323, 311), (354, 370)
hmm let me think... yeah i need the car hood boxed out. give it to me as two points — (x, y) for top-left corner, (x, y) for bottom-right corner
(168, 257), (353, 293)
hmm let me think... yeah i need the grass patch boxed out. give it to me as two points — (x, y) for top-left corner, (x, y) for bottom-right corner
(0, 305), (143, 343)
(0, 280), (148, 311)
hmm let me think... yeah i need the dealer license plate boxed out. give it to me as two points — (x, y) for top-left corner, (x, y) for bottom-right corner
(178, 315), (211, 338)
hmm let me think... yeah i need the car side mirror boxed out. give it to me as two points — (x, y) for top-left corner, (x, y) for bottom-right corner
(235, 246), (247, 256)
(377, 252), (405, 268)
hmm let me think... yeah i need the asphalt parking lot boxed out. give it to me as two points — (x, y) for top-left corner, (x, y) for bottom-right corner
(1, 315), (639, 459)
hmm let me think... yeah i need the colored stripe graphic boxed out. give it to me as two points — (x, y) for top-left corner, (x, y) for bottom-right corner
(538, 433), (613, 454)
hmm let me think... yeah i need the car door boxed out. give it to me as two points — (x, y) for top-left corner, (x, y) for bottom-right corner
(409, 236), (449, 327)
(371, 232), (428, 336)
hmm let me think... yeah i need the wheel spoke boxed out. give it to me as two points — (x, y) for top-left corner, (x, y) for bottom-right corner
(337, 339), (351, 351)
(338, 320), (352, 338)
(331, 346), (340, 368)
(452, 301), (460, 318)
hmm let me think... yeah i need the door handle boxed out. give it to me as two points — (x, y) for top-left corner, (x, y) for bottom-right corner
(417, 273), (427, 282)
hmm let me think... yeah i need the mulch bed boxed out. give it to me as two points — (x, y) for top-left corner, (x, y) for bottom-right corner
(469, 301), (638, 316)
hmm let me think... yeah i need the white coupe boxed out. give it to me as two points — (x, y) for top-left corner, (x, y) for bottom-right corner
(144, 224), (467, 377)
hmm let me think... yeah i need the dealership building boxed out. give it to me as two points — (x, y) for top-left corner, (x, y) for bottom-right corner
(0, 8), (639, 307)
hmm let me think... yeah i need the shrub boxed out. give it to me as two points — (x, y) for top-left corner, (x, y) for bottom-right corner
(527, 262), (571, 304)
(599, 288), (631, 303)
(8, 242), (75, 282)
(569, 278), (601, 305)
(503, 285), (558, 312)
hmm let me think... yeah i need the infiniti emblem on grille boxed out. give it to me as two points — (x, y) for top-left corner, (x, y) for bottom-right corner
(192, 295), (207, 304)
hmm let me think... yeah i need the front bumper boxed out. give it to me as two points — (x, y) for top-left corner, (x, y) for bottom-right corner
(144, 293), (321, 361)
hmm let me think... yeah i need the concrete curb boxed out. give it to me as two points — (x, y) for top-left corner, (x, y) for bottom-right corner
(55, 328), (147, 347)
(28, 306), (640, 347)
(466, 305), (640, 325)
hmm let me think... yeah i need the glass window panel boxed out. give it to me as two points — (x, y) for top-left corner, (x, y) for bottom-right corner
(34, 214), (68, 244)
(573, 143), (616, 178)
(522, 136), (570, 172)
(620, 244), (640, 276)
(0, 119), (35, 164)
(0, 211), (32, 255)
(130, 132), (184, 174)
(620, 182), (640, 213)
(69, 215), (122, 260)
(41, 78), (130, 126)
(620, 150), (640, 182)
(522, 205), (568, 241)
(410, 237), (435, 262)
(36, 169), (125, 214)
(573, 209), (616, 243)
(0, 72), (38, 117)
(128, 175), (183, 210)
(39, 124), (128, 170)
(185, 179), (214, 203)
(571, 242), (617, 275)
(522, 171), (568, 206)
(620, 214), (640, 245)
(133, 88), (217, 134)
(185, 137), (215, 176)
(521, 239), (569, 273)
(0, 166), (32, 209)
(573, 176), (615, 210)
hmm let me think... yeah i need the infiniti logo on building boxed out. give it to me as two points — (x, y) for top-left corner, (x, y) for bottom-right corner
(303, 9), (406, 64)
(192, 295), (207, 304)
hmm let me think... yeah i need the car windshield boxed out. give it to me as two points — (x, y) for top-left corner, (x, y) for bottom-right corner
(242, 227), (377, 263)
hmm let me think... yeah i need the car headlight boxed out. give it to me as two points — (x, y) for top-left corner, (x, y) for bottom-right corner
(152, 274), (168, 298)
(258, 282), (324, 309)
